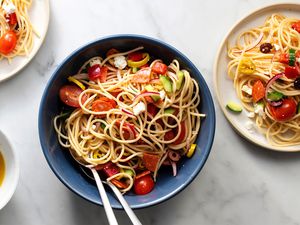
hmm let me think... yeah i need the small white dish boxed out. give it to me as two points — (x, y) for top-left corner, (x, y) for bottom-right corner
(0, 130), (19, 210)
(0, 0), (50, 82)
(213, 3), (300, 152)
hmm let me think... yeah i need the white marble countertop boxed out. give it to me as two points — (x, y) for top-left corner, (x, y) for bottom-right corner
(1, 0), (300, 224)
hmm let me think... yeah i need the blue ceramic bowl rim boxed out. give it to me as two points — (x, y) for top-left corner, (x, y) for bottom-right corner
(38, 34), (216, 209)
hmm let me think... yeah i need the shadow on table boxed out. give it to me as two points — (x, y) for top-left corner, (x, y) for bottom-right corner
(239, 136), (300, 163)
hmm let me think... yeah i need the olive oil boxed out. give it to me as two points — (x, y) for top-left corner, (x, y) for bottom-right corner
(0, 151), (5, 186)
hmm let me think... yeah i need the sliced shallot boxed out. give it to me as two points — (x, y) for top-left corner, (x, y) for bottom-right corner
(233, 32), (264, 53)
(171, 161), (177, 176)
(265, 73), (284, 106)
(168, 150), (181, 162)
(121, 108), (136, 117)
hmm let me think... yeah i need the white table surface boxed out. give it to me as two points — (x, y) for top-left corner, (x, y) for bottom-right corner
(1, 0), (300, 224)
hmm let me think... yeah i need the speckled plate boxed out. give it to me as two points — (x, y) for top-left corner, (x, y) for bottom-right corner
(214, 3), (300, 152)
(0, 0), (50, 82)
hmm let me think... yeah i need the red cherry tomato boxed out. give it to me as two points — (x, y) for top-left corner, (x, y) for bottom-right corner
(292, 21), (300, 33)
(268, 98), (297, 121)
(5, 13), (17, 25)
(142, 153), (160, 172)
(0, 31), (17, 55)
(147, 103), (158, 118)
(152, 62), (168, 74)
(134, 174), (155, 195)
(59, 85), (87, 107)
(279, 53), (289, 64)
(252, 80), (265, 103)
(285, 66), (299, 79)
(164, 130), (175, 141)
(115, 121), (136, 140)
(128, 52), (144, 61)
(92, 98), (115, 118)
(173, 121), (186, 145)
(88, 65), (108, 82)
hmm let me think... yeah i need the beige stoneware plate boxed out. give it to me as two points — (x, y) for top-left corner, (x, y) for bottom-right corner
(0, 0), (50, 82)
(214, 3), (300, 152)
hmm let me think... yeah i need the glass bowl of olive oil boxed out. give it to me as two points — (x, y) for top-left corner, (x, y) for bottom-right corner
(0, 130), (19, 210)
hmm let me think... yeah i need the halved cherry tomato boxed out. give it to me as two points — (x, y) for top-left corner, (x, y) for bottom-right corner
(252, 80), (265, 103)
(173, 121), (186, 145)
(110, 179), (128, 189)
(134, 174), (155, 195)
(279, 53), (289, 64)
(5, 13), (17, 25)
(292, 21), (300, 33)
(147, 104), (158, 118)
(109, 91), (121, 98)
(285, 66), (299, 79)
(0, 30), (17, 55)
(128, 52), (144, 61)
(152, 62), (168, 75)
(97, 97), (117, 108)
(296, 51), (300, 58)
(164, 130), (175, 141)
(142, 153), (160, 172)
(59, 85), (87, 107)
(131, 68), (152, 83)
(88, 65), (108, 82)
(268, 98), (297, 121)
(92, 99), (115, 116)
(115, 120), (137, 140)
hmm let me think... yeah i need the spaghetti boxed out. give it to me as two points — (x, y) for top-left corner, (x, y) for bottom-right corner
(227, 14), (300, 147)
(54, 47), (205, 194)
(0, 0), (35, 62)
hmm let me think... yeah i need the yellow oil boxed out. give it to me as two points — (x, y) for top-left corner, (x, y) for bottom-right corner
(0, 151), (5, 186)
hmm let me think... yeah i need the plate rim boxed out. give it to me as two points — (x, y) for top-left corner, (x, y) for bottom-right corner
(213, 2), (300, 152)
(0, 0), (50, 83)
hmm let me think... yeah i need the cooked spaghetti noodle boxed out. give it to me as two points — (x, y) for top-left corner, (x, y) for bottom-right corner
(227, 14), (300, 147)
(54, 47), (205, 193)
(0, 0), (35, 61)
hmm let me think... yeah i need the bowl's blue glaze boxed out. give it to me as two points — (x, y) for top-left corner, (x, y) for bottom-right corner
(38, 35), (215, 209)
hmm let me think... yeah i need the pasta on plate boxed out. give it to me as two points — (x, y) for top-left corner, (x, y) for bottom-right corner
(227, 14), (300, 147)
(0, 0), (35, 62)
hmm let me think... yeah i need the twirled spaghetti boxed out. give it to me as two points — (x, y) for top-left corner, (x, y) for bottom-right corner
(54, 47), (205, 194)
(227, 14), (300, 147)
(0, 0), (35, 61)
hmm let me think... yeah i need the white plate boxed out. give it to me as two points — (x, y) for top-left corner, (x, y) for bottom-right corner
(213, 3), (300, 152)
(0, 0), (50, 82)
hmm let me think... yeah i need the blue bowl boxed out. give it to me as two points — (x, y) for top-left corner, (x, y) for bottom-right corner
(38, 35), (215, 209)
